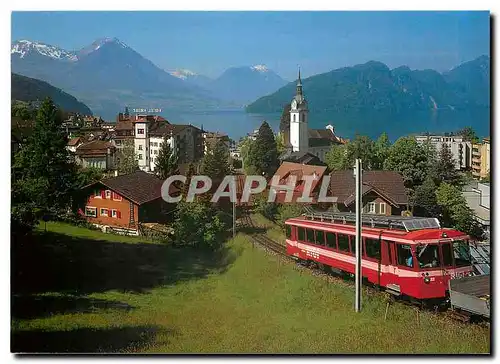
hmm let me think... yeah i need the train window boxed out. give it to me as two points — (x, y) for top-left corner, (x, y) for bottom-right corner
(298, 227), (305, 241)
(338, 234), (350, 252)
(453, 240), (471, 267)
(387, 241), (393, 263)
(326, 232), (336, 249)
(416, 244), (441, 268)
(351, 239), (356, 255)
(365, 238), (381, 260)
(315, 230), (325, 246)
(397, 244), (413, 268)
(306, 229), (315, 243)
(285, 225), (292, 239)
(440, 243), (453, 267)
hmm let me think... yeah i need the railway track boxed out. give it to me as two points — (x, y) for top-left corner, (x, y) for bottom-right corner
(239, 212), (489, 325)
(241, 213), (287, 256)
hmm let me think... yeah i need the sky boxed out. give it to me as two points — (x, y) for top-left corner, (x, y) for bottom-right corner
(11, 11), (490, 80)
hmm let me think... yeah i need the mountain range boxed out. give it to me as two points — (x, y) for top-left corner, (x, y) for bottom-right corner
(11, 73), (93, 115)
(11, 38), (287, 119)
(246, 56), (490, 114)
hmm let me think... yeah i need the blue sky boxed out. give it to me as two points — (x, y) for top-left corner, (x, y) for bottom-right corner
(11, 11), (490, 80)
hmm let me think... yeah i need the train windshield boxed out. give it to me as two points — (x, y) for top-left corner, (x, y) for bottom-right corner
(416, 244), (440, 269)
(453, 240), (471, 267)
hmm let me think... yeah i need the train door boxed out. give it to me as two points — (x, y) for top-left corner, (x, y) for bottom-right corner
(385, 241), (400, 292)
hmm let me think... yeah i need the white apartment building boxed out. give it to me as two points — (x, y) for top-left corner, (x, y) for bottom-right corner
(415, 134), (472, 170)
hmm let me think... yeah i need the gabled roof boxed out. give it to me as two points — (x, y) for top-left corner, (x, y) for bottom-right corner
(67, 137), (82, 146)
(329, 170), (408, 206)
(272, 162), (328, 194)
(94, 171), (173, 205)
(76, 140), (114, 156)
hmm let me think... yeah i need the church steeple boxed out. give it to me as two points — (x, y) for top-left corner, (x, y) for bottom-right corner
(296, 66), (303, 97)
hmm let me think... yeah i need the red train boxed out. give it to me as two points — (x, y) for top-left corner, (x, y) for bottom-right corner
(285, 212), (474, 300)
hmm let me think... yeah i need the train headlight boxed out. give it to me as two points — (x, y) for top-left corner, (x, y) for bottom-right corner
(424, 277), (431, 284)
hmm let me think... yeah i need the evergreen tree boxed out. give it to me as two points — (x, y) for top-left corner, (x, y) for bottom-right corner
(202, 139), (230, 182)
(181, 162), (197, 198)
(246, 121), (279, 178)
(155, 136), (178, 180)
(373, 132), (391, 169)
(433, 143), (462, 187)
(117, 139), (139, 175)
(412, 176), (440, 217)
(12, 98), (77, 228)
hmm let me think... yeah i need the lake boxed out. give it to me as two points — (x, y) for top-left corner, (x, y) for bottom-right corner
(163, 108), (491, 142)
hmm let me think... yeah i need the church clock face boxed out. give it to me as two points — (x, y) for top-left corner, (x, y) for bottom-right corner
(291, 99), (297, 109)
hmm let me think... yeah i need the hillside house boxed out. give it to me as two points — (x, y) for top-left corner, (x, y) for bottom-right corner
(80, 171), (178, 235)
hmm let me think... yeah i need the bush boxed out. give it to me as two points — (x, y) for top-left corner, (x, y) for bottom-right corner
(174, 201), (227, 250)
(254, 193), (278, 221)
(276, 203), (304, 229)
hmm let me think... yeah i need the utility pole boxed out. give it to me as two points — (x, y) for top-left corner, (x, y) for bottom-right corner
(233, 199), (236, 239)
(355, 158), (363, 312)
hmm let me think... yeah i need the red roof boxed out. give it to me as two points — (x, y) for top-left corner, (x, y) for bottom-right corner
(271, 162), (328, 202)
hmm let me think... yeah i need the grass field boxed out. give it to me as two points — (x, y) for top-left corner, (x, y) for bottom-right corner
(12, 221), (490, 353)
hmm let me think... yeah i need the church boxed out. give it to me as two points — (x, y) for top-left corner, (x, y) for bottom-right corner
(280, 69), (347, 163)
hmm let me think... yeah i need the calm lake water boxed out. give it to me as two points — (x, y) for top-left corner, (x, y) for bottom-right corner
(164, 108), (491, 142)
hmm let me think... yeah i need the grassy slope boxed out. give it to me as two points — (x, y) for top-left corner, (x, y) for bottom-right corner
(12, 222), (489, 353)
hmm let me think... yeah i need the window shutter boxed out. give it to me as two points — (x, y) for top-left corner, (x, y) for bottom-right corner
(117, 210), (121, 219)
(101, 190), (106, 199)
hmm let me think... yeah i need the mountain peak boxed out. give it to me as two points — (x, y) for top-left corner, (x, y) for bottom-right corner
(251, 64), (269, 73)
(11, 39), (78, 61)
(169, 69), (198, 80)
(77, 37), (128, 57)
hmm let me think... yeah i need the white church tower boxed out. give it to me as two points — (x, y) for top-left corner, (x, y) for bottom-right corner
(289, 68), (309, 152)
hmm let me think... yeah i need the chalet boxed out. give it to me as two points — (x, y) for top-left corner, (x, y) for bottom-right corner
(329, 170), (409, 216)
(67, 137), (83, 153)
(80, 171), (178, 235)
(270, 162), (328, 203)
(75, 140), (116, 170)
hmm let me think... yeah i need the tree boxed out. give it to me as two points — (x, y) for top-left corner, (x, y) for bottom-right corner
(373, 132), (391, 169)
(155, 136), (178, 180)
(181, 162), (197, 198)
(383, 136), (429, 197)
(325, 143), (349, 171)
(436, 183), (483, 239)
(344, 135), (376, 170)
(412, 176), (440, 217)
(432, 143), (462, 187)
(246, 121), (279, 178)
(202, 139), (230, 182)
(117, 139), (139, 175)
(239, 137), (257, 175)
(12, 98), (77, 229)
(457, 126), (480, 144)
(275, 132), (287, 156)
(174, 201), (226, 250)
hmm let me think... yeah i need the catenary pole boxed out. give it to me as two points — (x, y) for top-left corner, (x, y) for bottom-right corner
(355, 158), (363, 312)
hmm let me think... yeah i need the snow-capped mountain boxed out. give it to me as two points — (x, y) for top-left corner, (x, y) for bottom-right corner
(11, 40), (78, 61)
(251, 64), (269, 72)
(169, 69), (198, 80)
(210, 65), (287, 104)
(11, 38), (224, 119)
(77, 37), (128, 58)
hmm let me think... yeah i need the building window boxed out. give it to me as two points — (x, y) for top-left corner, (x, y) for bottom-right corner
(138, 145), (143, 150)
(293, 114), (296, 122)
(105, 190), (112, 199)
(380, 203), (386, 215)
(112, 192), (122, 201)
(138, 129), (145, 135)
(154, 150), (158, 155)
(85, 207), (97, 217)
(111, 209), (117, 218)
(138, 154), (143, 160)
(154, 142), (158, 147)
(93, 189), (101, 198)
(368, 202), (376, 214)
(100, 208), (108, 217)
